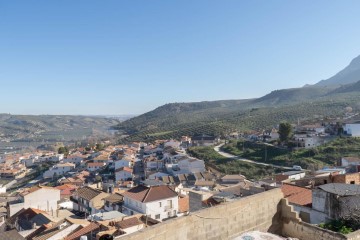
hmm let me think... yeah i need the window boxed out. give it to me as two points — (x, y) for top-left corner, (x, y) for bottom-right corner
(167, 200), (173, 208)
(159, 202), (162, 207)
(155, 214), (160, 219)
(324, 180), (327, 184)
(351, 181), (355, 184)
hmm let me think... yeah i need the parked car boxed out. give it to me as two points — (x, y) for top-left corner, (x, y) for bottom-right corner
(292, 165), (302, 171)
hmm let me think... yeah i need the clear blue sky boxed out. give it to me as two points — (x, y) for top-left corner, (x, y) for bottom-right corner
(1, 1), (360, 115)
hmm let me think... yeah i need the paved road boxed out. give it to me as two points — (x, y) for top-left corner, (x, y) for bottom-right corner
(214, 143), (293, 170)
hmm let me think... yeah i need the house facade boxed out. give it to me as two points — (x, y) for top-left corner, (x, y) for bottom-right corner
(122, 185), (179, 221)
(177, 158), (205, 173)
(8, 186), (61, 217)
(71, 186), (110, 215)
(344, 123), (360, 137)
(114, 159), (132, 170)
(87, 162), (106, 172)
(115, 167), (134, 182)
(63, 155), (84, 166)
(43, 163), (76, 179)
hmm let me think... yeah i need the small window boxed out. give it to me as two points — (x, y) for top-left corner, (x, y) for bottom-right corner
(324, 180), (327, 184)
(351, 181), (355, 184)
(155, 214), (160, 219)
(159, 202), (162, 207)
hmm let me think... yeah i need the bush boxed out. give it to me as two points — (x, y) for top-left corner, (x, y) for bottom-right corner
(319, 220), (353, 234)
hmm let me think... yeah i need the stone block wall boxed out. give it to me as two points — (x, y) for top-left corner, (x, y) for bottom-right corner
(120, 188), (284, 240)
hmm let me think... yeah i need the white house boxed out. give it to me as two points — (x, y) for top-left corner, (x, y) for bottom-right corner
(177, 158), (205, 174)
(115, 159), (132, 170)
(39, 154), (64, 163)
(43, 162), (76, 179)
(116, 216), (144, 235)
(72, 186), (110, 215)
(340, 157), (360, 167)
(122, 185), (179, 221)
(115, 167), (134, 182)
(276, 171), (306, 182)
(0, 185), (6, 194)
(87, 162), (106, 172)
(63, 155), (84, 166)
(8, 186), (61, 216)
(344, 124), (360, 137)
(22, 158), (35, 167)
(145, 159), (164, 171)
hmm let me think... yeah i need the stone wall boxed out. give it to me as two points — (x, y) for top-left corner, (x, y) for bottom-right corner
(280, 198), (346, 240)
(282, 220), (347, 240)
(119, 189), (360, 240)
(119, 188), (284, 240)
(333, 173), (360, 184)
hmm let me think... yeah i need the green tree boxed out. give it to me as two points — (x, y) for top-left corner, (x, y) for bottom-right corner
(95, 143), (105, 151)
(58, 146), (69, 155)
(278, 122), (293, 143)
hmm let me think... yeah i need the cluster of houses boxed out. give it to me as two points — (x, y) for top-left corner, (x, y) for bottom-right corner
(267, 155), (360, 226)
(2, 129), (360, 239)
(229, 120), (360, 149)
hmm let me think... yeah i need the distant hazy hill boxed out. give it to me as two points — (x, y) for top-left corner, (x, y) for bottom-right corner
(0, 114), (119, 141)
(316, 55), (360, 86)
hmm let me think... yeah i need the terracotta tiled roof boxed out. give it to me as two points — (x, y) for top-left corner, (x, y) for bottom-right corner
(115, 217), (142, 229)
(76, 186), (102, 201)
(8, 208), (46, 225)
(115, 167), (133, 173)
(122, 185), (178, 203)
(281, 184), (312, 207)
(87, 162), (105, 167)
(195, 180), (215, 187)
(221, 175), (246, 181)
(64, 222), (100, 240)
(103, 193), (123, 203)
(56, 184), (77, 196)
(20, 185), (58, 197)
(32, 220), (75, 240)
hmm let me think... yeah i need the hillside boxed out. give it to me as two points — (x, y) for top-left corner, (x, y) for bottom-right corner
(252, 86), (336, 106)
(117, 54), (360, 141)
(327, 80), (360, 95)
(316, 55), (360, 86)
(116, 94), (360, 141)
(0, 114), (119, 146)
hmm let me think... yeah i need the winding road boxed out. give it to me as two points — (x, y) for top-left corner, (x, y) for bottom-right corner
(214, 143), (293, 170)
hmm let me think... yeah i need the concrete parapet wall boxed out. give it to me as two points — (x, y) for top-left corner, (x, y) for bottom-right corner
(120, 188), (284, 240)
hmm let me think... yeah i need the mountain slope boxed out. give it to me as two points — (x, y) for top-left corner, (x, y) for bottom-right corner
(316, 55), (360, 86)
(117, 54), (360, 141)
(327, 80), (360, 95)
(251, 86), (335, 106)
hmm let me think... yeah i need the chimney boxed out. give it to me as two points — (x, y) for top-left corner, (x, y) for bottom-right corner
(32, 222), (37, 229)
